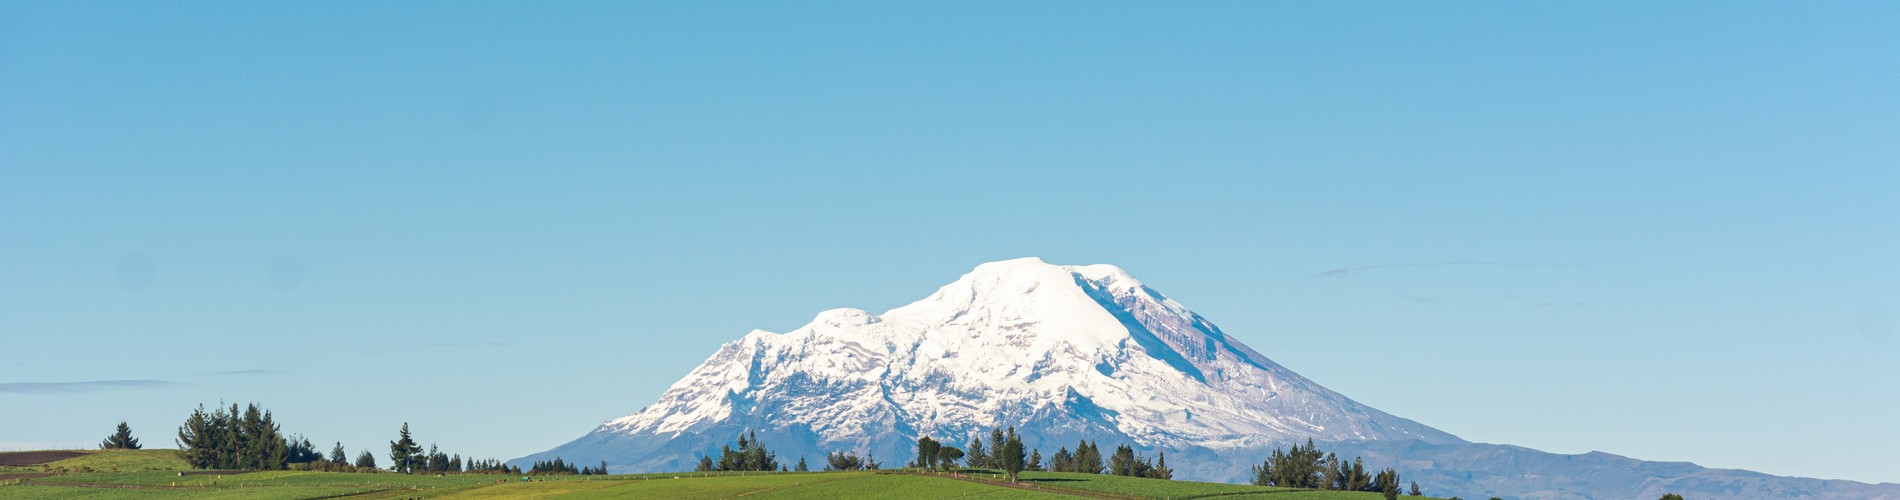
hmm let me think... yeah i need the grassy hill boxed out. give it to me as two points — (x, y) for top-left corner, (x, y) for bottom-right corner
(0, 449), (1446, 499)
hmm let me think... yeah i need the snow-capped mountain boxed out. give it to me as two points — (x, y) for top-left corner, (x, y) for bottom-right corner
(607, 257), (1454, 451)
(516, 258), (1900, 499)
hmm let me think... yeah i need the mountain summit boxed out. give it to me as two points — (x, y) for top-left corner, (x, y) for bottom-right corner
(517, 258), (1900, 499)
(606, 257), (1451, 456)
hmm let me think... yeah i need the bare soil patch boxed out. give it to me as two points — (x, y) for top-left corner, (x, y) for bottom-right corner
(0, 451), (86, 467)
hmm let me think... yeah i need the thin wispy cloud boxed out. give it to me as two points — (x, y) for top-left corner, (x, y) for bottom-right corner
(191, 369), (287, 377)
(1315, 261), (1582, 278)
(423, 341), (510, 348)
(0, 379), (179, 394)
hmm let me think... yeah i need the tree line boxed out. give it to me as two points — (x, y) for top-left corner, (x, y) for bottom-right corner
(1249, 438), (1415, 499)
(913, 428), (1171, 482)
(525, 457), (610, 475)
(169, 402), (511, 474)
(686, 427), (1176, 484)
(694, 430), (784, 472)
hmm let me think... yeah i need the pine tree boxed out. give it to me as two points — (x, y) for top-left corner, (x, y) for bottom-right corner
(1251, 458), (1272, 486)
(177, 405), (216, 467)
(986, 427), (1006, 469)
(1409, 481), (1422, 496)
(695, 455), (713, 472)
(1659, 495), (1685, 500)
(286, 435), (320, 464)
(389, 423), (422, 473)
(1109, 444), (1135, 477)
(101, 421), (141, 450)
(329, 442), (348, 464)
(1150, 451), (1172, 480)
(355, 449), (377, 468)
(1077, 440), (1104, 474)
(965, 436), (987, 471)
(219, 403), (241, 469)
(795, 456), (808, 472)
(997, 427), (1026, 482)
(1027, 448), (1043, 471)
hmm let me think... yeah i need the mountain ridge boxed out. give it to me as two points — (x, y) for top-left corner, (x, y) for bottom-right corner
(515, 257), (1900, 499)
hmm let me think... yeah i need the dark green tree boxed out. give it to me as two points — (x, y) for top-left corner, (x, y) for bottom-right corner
(101, 421), (141, 450)
(795, 456), (808, 472)
(329, 442), (348, 464)
(965, 436), (988, 470)
(1660, 495), (1685, 500)
(176, 405), (217, 467)
(1075, 440), (1104, 474)
(710, 430), (777, 471)
(1410, 481), (1421, 496)
(695, 455), (713, 472)
(1250, 438), (1326, 488)
(1373, 467), (1401, 497)
(914, 436), (940, 470)
(986, 427), (1006, 469)
(1149, 451), (1172, 480)
(355, 449), (376, 468)
(1027, 448), (1044, 471)
(175, 402), (293, 470)
(389, 423), (422, 473)
(937, 446), (963, 473)
(997, 427), (1026, 482)
(824, 450), (864, 471)
(1108, 443), (1138, 477)
(286, 435), (320, 464)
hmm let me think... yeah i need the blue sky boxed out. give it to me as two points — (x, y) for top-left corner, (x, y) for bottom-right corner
(3, 0), (1896, 484)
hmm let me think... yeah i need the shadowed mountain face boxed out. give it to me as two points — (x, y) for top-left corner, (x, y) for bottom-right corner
(515, 258), (1900, 499)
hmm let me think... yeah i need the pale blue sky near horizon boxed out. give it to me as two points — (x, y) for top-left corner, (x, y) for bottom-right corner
(3, 0), (1897, 485)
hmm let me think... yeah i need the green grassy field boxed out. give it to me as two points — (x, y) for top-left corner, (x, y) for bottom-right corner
(0, 450), (1446, 499)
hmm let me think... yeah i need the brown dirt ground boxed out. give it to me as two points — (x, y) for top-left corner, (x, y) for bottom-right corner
(0, 451), (87, 467)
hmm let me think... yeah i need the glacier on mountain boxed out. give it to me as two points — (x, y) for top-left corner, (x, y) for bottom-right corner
(515, 258), (1900, 499)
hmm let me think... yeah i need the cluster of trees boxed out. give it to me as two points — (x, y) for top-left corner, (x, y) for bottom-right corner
(1048, 440), (1103, 474)
(956, 427), (1028, 480)
(1107, 443), (1172, 479)
(100, 421), (141, 450)
(1249, 439), (1415, 499)
(694, 430), (781, 472)
(916, 428), (1174, 483)
(526, 457), (609, 475)
(919, 427), (1032, 480)
(909, 436), (964, 473)
(292, 441), (380, 472)
(172, 403), (504, 475)
(387, 422), (513, 475)
(176, 403), (297, 470)
(822, 450), (883, 471)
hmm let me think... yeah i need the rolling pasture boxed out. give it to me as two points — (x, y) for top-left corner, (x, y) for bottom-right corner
(0, 449), (1442, 499)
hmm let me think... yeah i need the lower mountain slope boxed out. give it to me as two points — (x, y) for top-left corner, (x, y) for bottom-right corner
(515, 258), (1900, 499)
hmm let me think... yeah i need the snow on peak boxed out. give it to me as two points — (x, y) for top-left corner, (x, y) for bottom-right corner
(812, 308), (880, 328)
(599, 258), (1461, 456)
